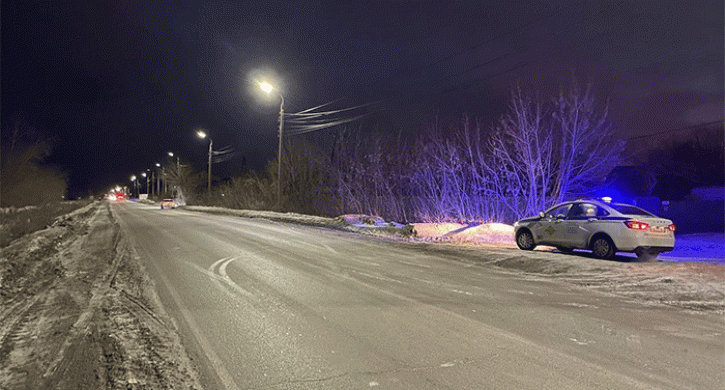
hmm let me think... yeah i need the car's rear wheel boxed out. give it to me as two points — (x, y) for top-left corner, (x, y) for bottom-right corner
(516, 230), (536, 251)
(591, 236), (616, 259)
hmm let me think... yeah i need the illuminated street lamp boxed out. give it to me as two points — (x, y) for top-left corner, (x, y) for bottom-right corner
(167, 151), (182, 199)
(141, 172), (148, 196)
(155, 163), (161, 195)
(130, 175), (138, 197)
(197, 130), (212, 195)
(168, 151), (180, 174)
(259, 80), (284, 206)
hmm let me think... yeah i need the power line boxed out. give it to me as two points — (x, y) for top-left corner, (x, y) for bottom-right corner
(431, 2), (579, 67)
(285, 113), (372, 136)
(626, 120), (724, 141)
(449, 2), (602, 80)
(429, 1), (625, 100)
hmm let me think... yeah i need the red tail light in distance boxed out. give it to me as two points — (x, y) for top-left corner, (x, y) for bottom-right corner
(624, 220), (650, 230)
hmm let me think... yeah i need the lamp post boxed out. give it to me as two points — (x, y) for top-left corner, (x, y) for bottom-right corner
(141, 172), (148, 197)
(196, 130), (213, 195)
(168, 151), (179, 174)
(155, 163), (161, 196)
(259, 81), (284, 206)
(168, 151), (178, 193)
(130, 175), (137, 198)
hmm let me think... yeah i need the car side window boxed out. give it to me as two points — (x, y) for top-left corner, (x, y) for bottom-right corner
(567, 203), (607, 219)
(596, 207), (610, 217)
(547, 204), (572, 219)
(567, 204), (585, 218)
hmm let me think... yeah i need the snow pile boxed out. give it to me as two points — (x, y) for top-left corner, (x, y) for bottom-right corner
(335, 214), (415, 237)
(446, 222), (515, 243)
(413, 222), (515, 244)
(411, 223), (466, 238)
(182, 207), (417, 236)
(184, 206), (340, 227)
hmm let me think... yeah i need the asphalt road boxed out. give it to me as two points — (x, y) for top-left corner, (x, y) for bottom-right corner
(112, 202), (723, 390)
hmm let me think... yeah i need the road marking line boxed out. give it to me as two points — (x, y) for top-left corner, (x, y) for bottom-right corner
(208, 256), (232, 274)
(149, 261), (241, 390)
(187, 259), (254, 299)
(322, 244), (339, 254)
(218, 257), (236, 280)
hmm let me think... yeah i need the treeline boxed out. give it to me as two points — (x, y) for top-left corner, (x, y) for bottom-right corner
(1, 117), (67, 208)
(192, 84), (625, 223)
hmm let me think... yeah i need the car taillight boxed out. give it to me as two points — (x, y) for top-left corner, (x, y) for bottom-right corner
(624, 220), (650, 230)
(668, 224), (675, 232)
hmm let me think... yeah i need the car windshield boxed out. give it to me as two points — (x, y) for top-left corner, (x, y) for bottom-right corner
(609, 203), (654, 216)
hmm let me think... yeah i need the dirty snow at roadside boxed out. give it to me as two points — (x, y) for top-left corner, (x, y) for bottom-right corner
(0, 202), (201, 389)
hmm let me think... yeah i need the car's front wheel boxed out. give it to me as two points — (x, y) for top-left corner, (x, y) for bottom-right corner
(516, 230), (536, 251)
(591, 236), (616, 259)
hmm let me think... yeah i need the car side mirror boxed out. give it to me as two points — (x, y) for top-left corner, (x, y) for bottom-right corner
(539, 211), (546, 218)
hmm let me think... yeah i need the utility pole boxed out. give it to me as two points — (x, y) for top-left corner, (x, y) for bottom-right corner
(277, 94), (284, 206)
(207, 138), (213, 194)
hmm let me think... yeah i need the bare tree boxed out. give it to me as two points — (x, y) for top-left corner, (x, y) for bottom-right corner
(1, 116), (66, 207)
(484, 84), (624, 219)
(410, 116), (510, 222)
(163, 159), (203, 205)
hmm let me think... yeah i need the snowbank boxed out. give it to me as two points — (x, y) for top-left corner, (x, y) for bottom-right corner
(413, 222), (515, 244)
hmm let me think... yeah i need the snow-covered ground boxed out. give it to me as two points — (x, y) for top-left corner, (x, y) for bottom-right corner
(659, 233), (725, 263)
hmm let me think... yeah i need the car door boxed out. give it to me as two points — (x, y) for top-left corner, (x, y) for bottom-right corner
(533, 203), (572, 246)
(562, 202), (606, 248)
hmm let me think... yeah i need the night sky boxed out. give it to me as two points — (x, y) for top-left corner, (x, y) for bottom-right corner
(2, 0), (722, 198)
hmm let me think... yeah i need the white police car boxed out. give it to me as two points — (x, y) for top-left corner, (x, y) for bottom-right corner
(513, 199), (675, 261)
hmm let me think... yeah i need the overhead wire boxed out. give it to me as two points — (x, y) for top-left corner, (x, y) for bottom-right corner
(287, 100), (384, 117)
(626, 120), (724, 141)
(430, 2), (581, 68)
(285, 113), (372, 135)
(280, 3), (583, 137)
(434, 1), (626, 98)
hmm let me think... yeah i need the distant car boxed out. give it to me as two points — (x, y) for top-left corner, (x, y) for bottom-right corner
(160, 199), (176, 209)
(108, 192), (124, 202)
(513, 199), (675, 261)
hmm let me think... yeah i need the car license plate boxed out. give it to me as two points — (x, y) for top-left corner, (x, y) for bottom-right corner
(650, 226), (666, 233)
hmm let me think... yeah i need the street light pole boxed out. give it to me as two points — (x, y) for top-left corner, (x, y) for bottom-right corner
(130, 176), (137, 198)
(277, 94), (284, 206)
(197, 130), (213, 195)
(259, 80), (284, 207)
(144, 172), (149, 197)
(155, 163), (161, 196)
(168, 151), (180, 197)
(207, 138), (213, 195)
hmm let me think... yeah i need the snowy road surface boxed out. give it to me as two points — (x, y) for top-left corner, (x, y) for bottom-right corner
(112, 202), (723, 390)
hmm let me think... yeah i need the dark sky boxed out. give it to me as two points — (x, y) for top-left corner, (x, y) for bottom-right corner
(2, 0), (722, 197)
